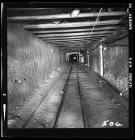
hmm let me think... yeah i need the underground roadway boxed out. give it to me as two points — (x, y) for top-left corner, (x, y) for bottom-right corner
(8, 63), (128, 128)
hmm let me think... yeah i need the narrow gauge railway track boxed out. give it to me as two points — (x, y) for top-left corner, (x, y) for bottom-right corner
(12, 64), (127, 128)
(21, 65), (72, 128)
(76, 68), (89, 128)
(20, 64), (89, 128)
(53, 65), (89, 128)
(77, 65), (128, 112)
(53, 65), (72, 128)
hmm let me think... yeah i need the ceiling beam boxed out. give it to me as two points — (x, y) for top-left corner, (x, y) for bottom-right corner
(45, 41), (84, 45)
(34, 30), (113, 37)
(47, 42), (80, 46)
(39, 35), (105, 40)
(47, 42), (80, 47)
(8, 11), (127, 21)
(44, 39), (94, 43)
(46, 40), (81, 44)
(38, 36), (106, 40)
(24, 19), (121, 29)
(42, 39), (96, 45)
(45, 40), (85, 43)
(45, 41), (93, 47)
(36, 31), (112, 37)
(7, 8), (51, 10)
(43, 39), (96, 46)
(30, 26), (120, 34)
(43, 38), (98, 42)
(45, 40), (91, 47)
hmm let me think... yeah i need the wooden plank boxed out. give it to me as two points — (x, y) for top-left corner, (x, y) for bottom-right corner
(37, 31), (112, 37)
(47, 42), (80, 47)
(45, 40), (83, 43)
(39, 35), (105, 40)
(30, 26), (120, 34)
(8, 11), (126, 20)
(7, 8), (51, 10)
(43, 38), (97, 42)
(45, 41), (82, 45)
(43, 39), (95, 47)
(45, 41), (91, 47)
(46, 40), (81, 44)
(44, 40), (94, 46)
(24, 20), (121, 29)
(44, 40), (94, 43)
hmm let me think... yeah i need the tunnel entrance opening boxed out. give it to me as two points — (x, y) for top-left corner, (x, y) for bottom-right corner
(69, 54), (79, 64)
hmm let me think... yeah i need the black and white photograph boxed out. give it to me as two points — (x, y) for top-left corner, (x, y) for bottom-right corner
(1, 2), (133, 138)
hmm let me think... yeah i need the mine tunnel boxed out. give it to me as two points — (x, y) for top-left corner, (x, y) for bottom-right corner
(5, 4), (129, 130)
(68, 54), (79, 63)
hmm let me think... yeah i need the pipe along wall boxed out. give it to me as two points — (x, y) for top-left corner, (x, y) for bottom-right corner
(7, 22), (65, 109)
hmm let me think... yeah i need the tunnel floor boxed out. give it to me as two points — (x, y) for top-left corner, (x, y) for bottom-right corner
(8, 64), (128, 128)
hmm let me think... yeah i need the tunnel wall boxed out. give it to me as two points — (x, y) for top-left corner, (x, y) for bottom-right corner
(7, 22), (65, 107)
(89, 38), (128, 98)
(103, 38), (129, 98)
(89, 46), (100, 73)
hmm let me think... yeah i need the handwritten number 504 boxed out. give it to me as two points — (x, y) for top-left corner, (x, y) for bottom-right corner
(102, 120), (123, 127)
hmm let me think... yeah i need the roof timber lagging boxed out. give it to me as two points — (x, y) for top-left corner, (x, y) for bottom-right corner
(36, 31), (113, 38)
(30, 26), (121, 34)
(23, 20), (121, 29)
(7, 7), (128, 50)
(43, 38), (98, 42)
(7, 11), (127, 20)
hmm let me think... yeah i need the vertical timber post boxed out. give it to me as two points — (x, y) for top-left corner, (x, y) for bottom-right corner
(87, 50), (90, 68)
(99, 44), (104, 77)
(79, 52), (81, 63)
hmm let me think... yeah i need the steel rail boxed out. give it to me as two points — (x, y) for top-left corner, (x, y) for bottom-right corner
(21, 69), (67, 128)
(76, 68), (89, 128)
(53, 65), (72, 128)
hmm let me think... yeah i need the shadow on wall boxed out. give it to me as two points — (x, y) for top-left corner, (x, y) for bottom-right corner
(7, 22), (64, 110)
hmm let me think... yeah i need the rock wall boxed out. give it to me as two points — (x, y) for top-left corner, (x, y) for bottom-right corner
(103, 38), (129, 98)
(89, 46), (100, 74)
(7, 22), (65, 108)
(89, 38), (128, 98)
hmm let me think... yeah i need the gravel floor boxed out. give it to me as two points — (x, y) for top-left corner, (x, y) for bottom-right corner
(8, 64), (129, 128)
(8, 65), (70, 128)
(77, 66), (129, 128)
(55, 70), (84, 128)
